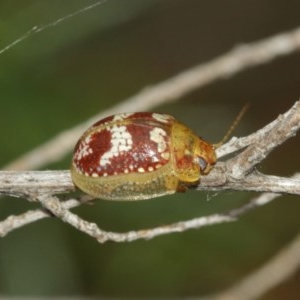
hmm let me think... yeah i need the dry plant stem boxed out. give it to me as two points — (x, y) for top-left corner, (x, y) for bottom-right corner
(1, 100), (300, 198)
(217, 101), (300, 159)
(0, 101), (299, 243)
(0, 170), (297, 243)
(199, 165), (300, 195)
(227, 101), (300, 179)
(0, 170), (74, 198)
(0, 198), (82, 237)
(217, 101), (300, 158)
(0, 177), (293, 240)
(5, 26), (300, 170)
(1, 168), (300, 199)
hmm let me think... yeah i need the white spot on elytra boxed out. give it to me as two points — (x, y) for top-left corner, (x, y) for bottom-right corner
(100, 125), (133, 167)
(148, 166), (154, 172)
(113, 113), (133, 122)
(150, 127), (167, 153)
(85, 135), (92, 144)
(75, 135), (93, 161)
(138, 167), (145, 173)
(152, 113), (171, 123)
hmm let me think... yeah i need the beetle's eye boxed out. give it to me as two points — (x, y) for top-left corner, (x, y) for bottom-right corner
(198, 157), (208, 172)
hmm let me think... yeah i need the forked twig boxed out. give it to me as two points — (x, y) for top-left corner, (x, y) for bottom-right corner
(0, 101), (300, 240)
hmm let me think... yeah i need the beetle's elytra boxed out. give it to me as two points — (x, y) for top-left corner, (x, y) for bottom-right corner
(70, 112), (216, 200)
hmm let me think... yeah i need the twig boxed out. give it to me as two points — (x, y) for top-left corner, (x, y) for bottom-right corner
(1, 100), (300, 198)
(227, 101), (300, 179)
(0, 170), (73, 199)
(4, 26), (300, 170)
(216, 101), (300, 158)
(0, 198), (81, 237)
(0, 101), (300, 240)
(199, 165), (300, 195)
(1, 168), (300, 199)
(0, 188), (280, 241)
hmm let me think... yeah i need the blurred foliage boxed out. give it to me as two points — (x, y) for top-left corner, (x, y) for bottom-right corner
(1, 0), (300, 299)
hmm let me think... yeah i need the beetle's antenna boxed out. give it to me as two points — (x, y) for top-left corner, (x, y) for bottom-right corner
(214, 103), (250, 148)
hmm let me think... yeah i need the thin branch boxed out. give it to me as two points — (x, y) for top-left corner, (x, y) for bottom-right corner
(0, 199), (76, 237)
(4, 26), (300, 170)
(1, 100), (300, 199)
(0, 100), (300, 240)
(0, 175), (293, 241)
(227, 101), (300, 179)
(0, 176), (294, 240)
(0, 170), (74, 199)
(199, 165), (300, 195)
(1, 168), (300, 199)
(216, 101), (300, 158)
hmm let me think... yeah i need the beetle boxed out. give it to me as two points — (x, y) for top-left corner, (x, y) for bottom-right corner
(70, 112), (217, 200)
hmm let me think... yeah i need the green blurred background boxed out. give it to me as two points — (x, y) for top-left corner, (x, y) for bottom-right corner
(1, 0), (300, 298)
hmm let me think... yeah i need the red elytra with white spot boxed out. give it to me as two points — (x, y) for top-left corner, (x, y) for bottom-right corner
(71, 112), (216, 201)
(73, 113), (171, 177)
